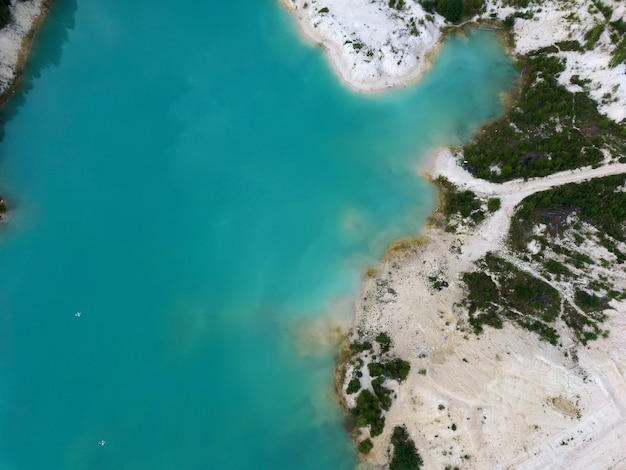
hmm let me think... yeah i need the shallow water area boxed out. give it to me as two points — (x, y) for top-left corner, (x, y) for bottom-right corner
(0, 1), (515, 468)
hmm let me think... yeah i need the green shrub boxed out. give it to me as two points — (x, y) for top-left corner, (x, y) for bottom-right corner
(368, 362), (385, 377)
(375, 332), (392, 353)
(437, 0), (464, 23)
(487, 197), (501, 212)
(585, 23), (605, 49)
(346, 378), (361, 394)
(358, 438), (374, 454)
(0, 0), (11, 29)
(372, 376), (393, 410)
(390, 426), (423, 470)
(385, 358), (411, 381)
(353, 390), (385, 436)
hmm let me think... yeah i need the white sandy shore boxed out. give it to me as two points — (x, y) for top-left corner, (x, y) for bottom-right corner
(0, 0), (48, 99)
(280, 0), (446, 91)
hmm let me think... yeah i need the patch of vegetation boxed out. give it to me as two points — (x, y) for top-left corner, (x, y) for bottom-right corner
(346, 338), (411, 438)
(592, 0), (613, 20)
(585, 23), (605, 50)
(610, 38), (626, 67)
(376, 332), (392, 354)
(351, 340), (373, 353)
(358, 438), (374, 454)
(353, 390), (386, 437)
(555, 40), (582, 52)
(372, 376), (393, 410)
(428, 274), (449, 291)
(388, 0), (406, 10)
(487, 197), (501, 212)
(347, 378), (361, 394)
(509, 175), (626, 256)
(562, 305), (606, 345)
(419, 0), (481, 24)
(389, 426), (423, 470)
(462, 253), (562, 344)
(544, 259), (571, 277)
(436, 176), (485, 229)
(463, 53), (626, 182)
(0, 0), (11, 29)
(503, 0), (530, 7)
(368, 358), (411, 381)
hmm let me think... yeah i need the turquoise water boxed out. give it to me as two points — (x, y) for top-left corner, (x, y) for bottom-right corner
(0, 1), (515, 468)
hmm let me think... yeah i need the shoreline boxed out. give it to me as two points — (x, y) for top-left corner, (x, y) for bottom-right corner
(0, 0), (50, 220)
(0, 0), (50, 105)
(340, 149), (626, 467)
(279, 0), (626, 466)
(279, 0), (447, 93)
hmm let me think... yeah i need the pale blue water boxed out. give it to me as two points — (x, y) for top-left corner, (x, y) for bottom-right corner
(0, 1), (515, 469)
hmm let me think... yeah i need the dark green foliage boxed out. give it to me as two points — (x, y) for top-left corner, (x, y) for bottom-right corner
(610, 38), (626, 67)
(351, 341), (372, 353)
(372, 376), (393, 410)
(368, 362), (385, 377)
(464, 53), (626, 182)
(555, 40), (582, 51)
(420, 0), (480, 24)
(437, 177), (485, 225)
(347, 378), (361, 395)
(487, 197), (501, 212)
(389, 426), (423, 470)
(437, 0), (463, 23)
(509, 176), (626, 250)
(544, 259), (571, 276)
(585, 23), (605, 49)
(0, 0), (11, 29)
(352, 390), (385, 437)
(563, 305), (605, 344)
(421, 0), (435, 13)
(462, 254), (562, 343)
(518, 319), (559, 345)
(575, 289), (607, 312)
(389, 0), (406, 9)
(610, 18), (626, 36)
(593, 0), (613, 20)
(368, 358), (411, 381)
(376, 332), (392, 354)
(462, 271), (498, 310)
(462, 0), (484, 18)
(358, 438), (374, 454)
(504, 0), (530, 7)
(319, 6), (329, 13)
(384, 358), (411, 381)
(503, 15), (515, 29)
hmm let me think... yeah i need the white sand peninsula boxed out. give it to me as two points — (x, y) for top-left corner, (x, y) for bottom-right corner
(280, 0), (446, 90)
(282, 0), (626, 468)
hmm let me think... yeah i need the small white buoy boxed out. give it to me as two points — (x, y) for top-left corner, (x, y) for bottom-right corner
(98, 440), (106, 446)
(75, 312), (82, 318)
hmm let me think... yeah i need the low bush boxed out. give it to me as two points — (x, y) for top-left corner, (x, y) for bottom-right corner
(390, 426), (423, 470)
